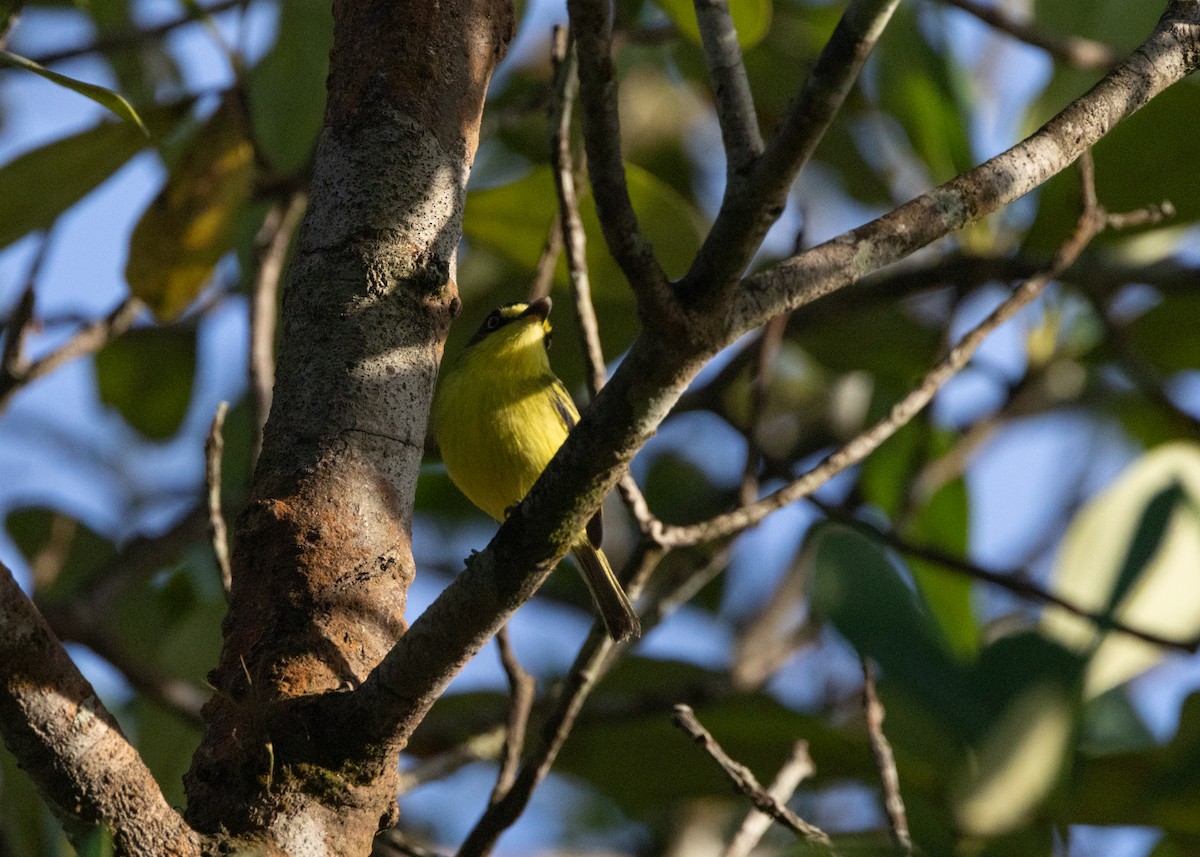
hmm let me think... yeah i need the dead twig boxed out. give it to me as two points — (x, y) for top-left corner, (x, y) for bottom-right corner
(205, 401), (232, 595)
(861, 659), (911, 854)
(488, 627), (535, 806)
(672, 705), (835, 851)
(723, 740), (816, 857)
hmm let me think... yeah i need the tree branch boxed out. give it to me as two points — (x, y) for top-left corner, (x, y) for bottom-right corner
(0, 297), (142, 412)
(672, 705), (835, 851)
(731, 3), (1200, 335)
(940, 0), (1120, 70)
(487, 627), (535, 807)
(336, 0), (1199, 807)
(205, 401), (232, 596)
(723, 740), (815, 857)
(682, 0), (902, 298)
(0, 562), (200, 855)
(693, 0), (763, 178)
(566, 0), (674, 314)
(861, 659), (911, 855)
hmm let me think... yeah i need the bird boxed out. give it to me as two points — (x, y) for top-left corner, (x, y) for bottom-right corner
(432, 296), (641, 641)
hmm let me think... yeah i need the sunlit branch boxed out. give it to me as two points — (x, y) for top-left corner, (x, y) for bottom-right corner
(249, 190), (306, 453)
(659, 162), (1116, 547)
(0, 562), (200, 854)
(682, 0), (902, 298)
(205, 401), (233, 596)
(693, 0), (763, 178)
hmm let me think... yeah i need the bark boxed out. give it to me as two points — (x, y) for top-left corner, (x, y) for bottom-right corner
(182, 0), (514, 852)
(0, 565), (199, 856)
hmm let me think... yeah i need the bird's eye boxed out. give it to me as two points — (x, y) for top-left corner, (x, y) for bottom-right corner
(485, 314), (501, 330)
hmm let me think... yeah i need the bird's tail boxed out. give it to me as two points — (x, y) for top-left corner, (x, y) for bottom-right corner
(571, 544), (641, 642)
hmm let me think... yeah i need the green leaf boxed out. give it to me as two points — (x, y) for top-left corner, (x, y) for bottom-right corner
(95, 326), (197, 440)
(248, 0), (333, 173)
(0, 49), (146, 132)
(1127, 292), (1200, 375)
(0, 102), (189, 250)
(1043, 443), (1200, 696)
(75, 824), (114, 857)
(4, 508), (117, 604)
(653, 0), (773, 49)
(125, 97), (255, 321)
(873, 6), (974, 183)
(806, 522), (978, 737)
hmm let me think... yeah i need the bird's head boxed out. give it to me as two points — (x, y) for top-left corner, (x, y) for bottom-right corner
(462, 296), (554, 361)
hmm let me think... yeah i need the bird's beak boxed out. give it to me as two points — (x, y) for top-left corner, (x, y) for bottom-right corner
(522, 296), (552, 322)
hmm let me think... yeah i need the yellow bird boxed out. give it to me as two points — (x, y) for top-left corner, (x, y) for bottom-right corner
(432, 297), (641, 641)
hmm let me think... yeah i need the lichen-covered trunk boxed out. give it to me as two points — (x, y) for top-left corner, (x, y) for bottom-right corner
(183, 1), (514, 852)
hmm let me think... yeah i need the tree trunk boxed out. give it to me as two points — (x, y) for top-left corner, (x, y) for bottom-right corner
(182, 1), (514, 851)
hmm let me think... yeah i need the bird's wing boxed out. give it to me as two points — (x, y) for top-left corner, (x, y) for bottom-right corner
(548, 378), (604, 549)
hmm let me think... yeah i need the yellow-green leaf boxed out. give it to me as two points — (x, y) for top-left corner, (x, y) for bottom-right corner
(0, 49), (146, 133)
(125, 97), (254, 321)
(654, 0), (773, 49)
(1043, 443), (1200, 696)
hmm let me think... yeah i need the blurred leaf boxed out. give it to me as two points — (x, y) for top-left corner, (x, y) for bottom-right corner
(0, 741), (55, 857)
(4, 508), (116, 604)
(1079, 685), (1155, 755)
(125, 97), (255, 321)
(909, 476), (978, 661)
(0, 49), (146, 131)
(1064, 691), (1200, 833)
(806, 522), (978, 737)
(1043, 443), (1200, 696)
(95, 326), (197, 439)
(75, 824), (114, 857)
(248, 0), (333, 173)
(1025, 82), (1200, 254)
(796, 302), (939, 379)
(642, 452), (731, 525)
(953, 681), (1077, 836)
(873, 6), (973, 182)
(1127, 293), (1200, 375)
(414, 462), (484, 521)
(0, 102), (189, 250)
(653, 0), (773, 49)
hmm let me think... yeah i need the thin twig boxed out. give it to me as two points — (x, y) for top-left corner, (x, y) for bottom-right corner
(693, 0), (763, 178)
(860, 659), (911, 854)
(28, 0), (245, 66)
(489, 627), (535, 806)
(250, 190), (306, 452)
(456, 540), (718, 857)
(738, 313), (788, 505)
(672, 705), (835, 851)
(206, 401), (232, 596)
(0, 297), (142, 411)
(549, 25), (659, 536)
(566, 0), (673, 313)
(724, 740), (816, 857)
(549, 27), (607, 399)
(373, 828), (452, 857)
(657, 157), (1116, 548)
(941, 0), (1119, 70)
(526, 213), (563, 302)
(821, 506), (1200, 654)
(457, 631), (622, 857)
